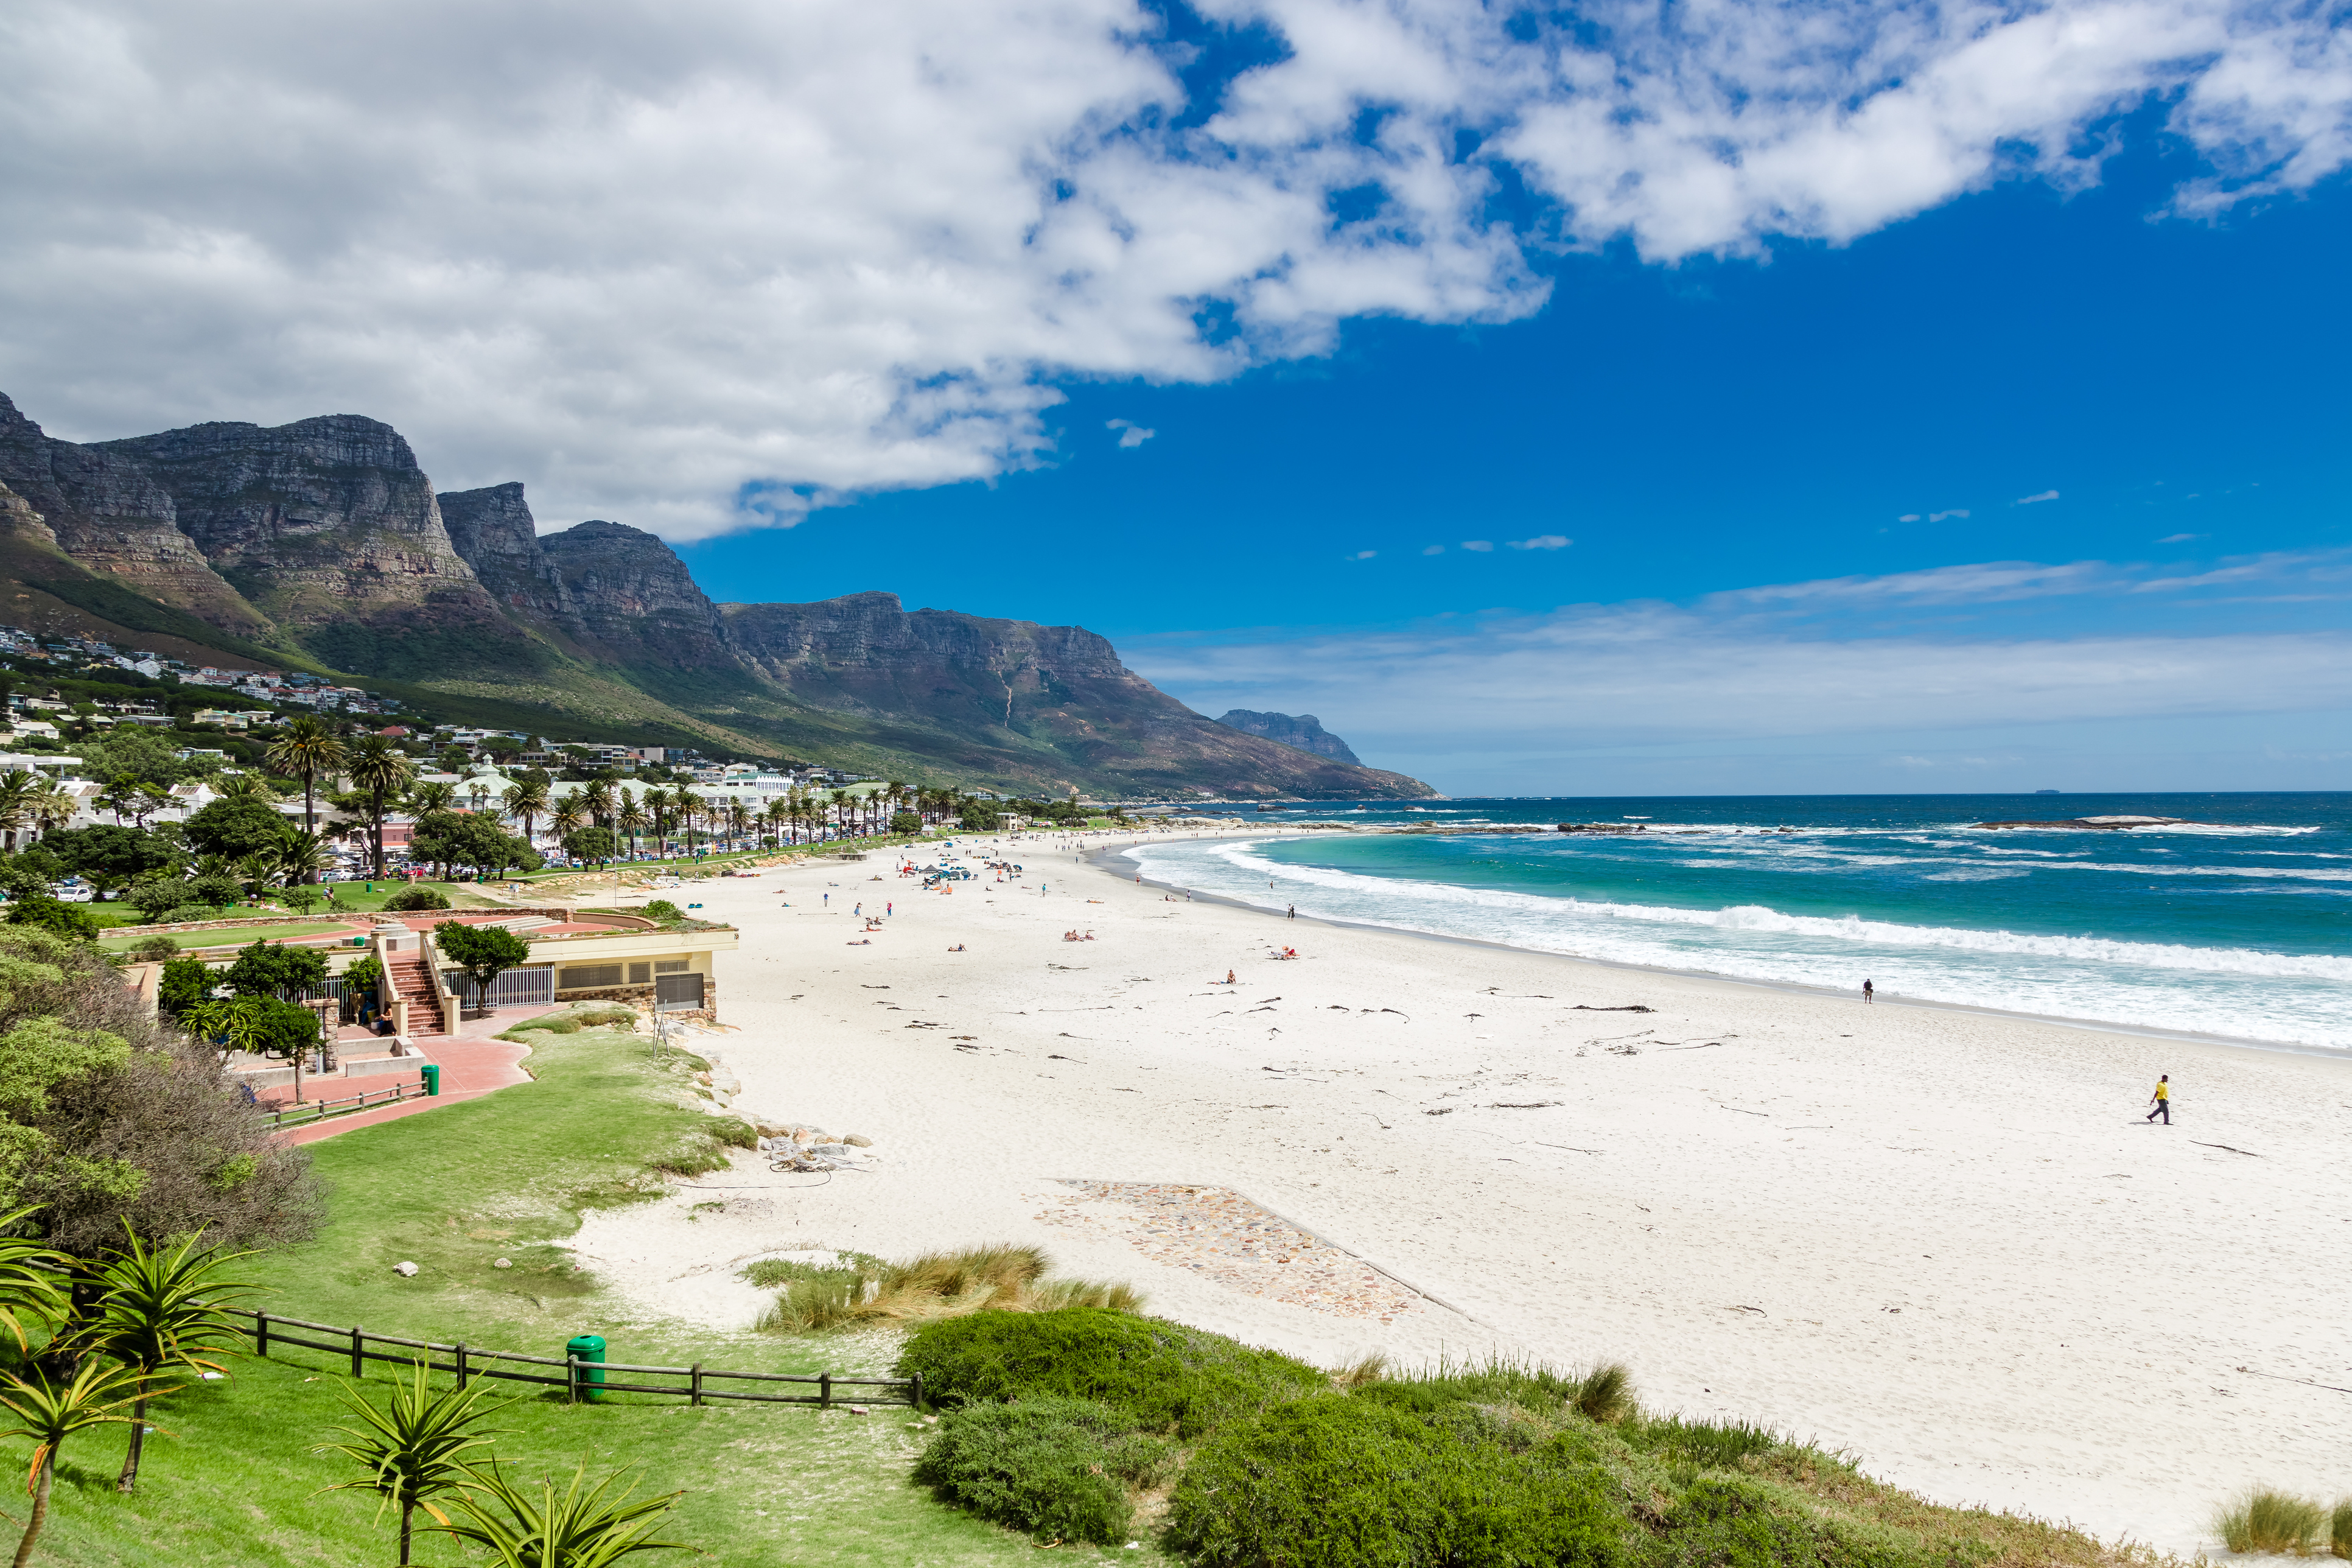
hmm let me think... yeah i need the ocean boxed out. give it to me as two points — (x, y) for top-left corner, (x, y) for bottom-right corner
(1125, 793), (2352, 1053)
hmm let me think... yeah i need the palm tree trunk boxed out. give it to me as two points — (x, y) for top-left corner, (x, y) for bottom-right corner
(304, 771), (317, 836)
(373, 793), (387, 878)
(116, 1390), (146, 1491)
(13, 1455), (53, 1568)
(399, 1497), (413, 1566)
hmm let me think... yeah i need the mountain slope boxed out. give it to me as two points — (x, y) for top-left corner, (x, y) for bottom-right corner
(0, 390), (1433, 797)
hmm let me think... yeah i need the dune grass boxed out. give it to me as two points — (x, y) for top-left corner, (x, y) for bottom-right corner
(754, 1244), (1144, 1334)
(2215, 1488), (2330, 1555)
(2335, 1498), (2352, 1559)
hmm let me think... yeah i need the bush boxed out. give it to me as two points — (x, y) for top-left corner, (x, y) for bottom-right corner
(572, 1006), (635, 1029)
(2333, 1498), (2352, 1559)
(2215, 1488), (2327, 1555)
(1163, 1394), (1625, 1568)
(1645, 1475), (1850, 1568)
(156, 956), (215, 1014)
(913, 1398), (1171, 1545)
(123, 934), (180, 963)
(643, 900), (682, 922)
(383, 886), (449, 911)
(897, 1308), (1325, 1437)
(225, 937), (329, 998)
(159, 904), (221, 925)
(1630, 1413), (1784, 1472)
(7, 895), (100, 942)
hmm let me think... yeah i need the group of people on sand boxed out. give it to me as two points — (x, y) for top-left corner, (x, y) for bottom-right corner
(1062, 929), (1097, 942)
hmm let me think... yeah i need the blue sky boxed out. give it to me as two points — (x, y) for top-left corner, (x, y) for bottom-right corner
(8, 0), (2351, 794)
(681, 127), (2352, 794)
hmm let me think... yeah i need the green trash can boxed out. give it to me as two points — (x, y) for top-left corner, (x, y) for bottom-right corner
(567, 1334), (607, 1402)
(420, 1064), (440, 1096)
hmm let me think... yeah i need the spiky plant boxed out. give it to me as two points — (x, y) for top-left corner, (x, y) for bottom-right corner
(0, 1361), (147, 1567)
(317, 1360), (513, 1566)
(430, 1462), (687, 1567)
(76, 1225), (259, 1492)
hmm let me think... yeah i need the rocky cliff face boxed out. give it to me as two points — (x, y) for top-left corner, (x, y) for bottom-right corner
(0, 394), (267, 633)
(438, 482), (576, 623)
(1216, 710), (1362, 764)
(536, 520), (735, 670)
(725, 593), (1430, 799)
(93, 414), (533, 676)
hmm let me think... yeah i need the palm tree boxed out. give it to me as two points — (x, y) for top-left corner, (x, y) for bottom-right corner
(725, 799), (749, 852)
(265, 715), (348, 837)
(762, 797), (788, 849)
(550, 796), (585, 849)
(429, 1463), (687, 1567)
(77, 1227), (257, 1493)
(319, 1360), (512, 1566)
(408, 779), (458, 817)
(26, 781), (74, 842)
(0, 773), (43, 852)
(0, 1360), (146, 1567)
(581, 779), (614, 831)
(266, 826), (334, 897)
(0, 1211), (68, 1355)
(616, 790), (646, 861)
(347, 737), (418, 878)
(215, 770), (277, 802)
(502, 779), (550, 856)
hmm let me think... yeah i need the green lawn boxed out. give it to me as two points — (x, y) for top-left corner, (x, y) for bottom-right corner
(99, 920), (358, 952)
(13, 1020), (1163, 1566)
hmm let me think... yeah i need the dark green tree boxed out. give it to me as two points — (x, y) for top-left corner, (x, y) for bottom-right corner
(561, 826), (615, 864)
(182, 797), (287, 861)
(40, 825), (178, 900)
(155, 957), (214, 1015)
(223, 939), (329, 999)
(433, 923), (532, 1013)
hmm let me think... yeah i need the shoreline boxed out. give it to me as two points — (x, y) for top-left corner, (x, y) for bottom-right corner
(1082, 830), (2352, 1065)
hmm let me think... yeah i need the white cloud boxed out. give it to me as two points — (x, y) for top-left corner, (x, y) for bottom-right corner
(2, 0), (2348, 536)
(1928, 508), (1972, 522)
(1897, 513), (1922, 522)
(1348, 549), (1377, 560)
(1105, 418), (1156, 449)
(1507, 534), (1570, 550)
(2160, 533), (2204, 543)
(1461, 539), (1495, 552)
(1421, 544), (1446, 556)
(2015, 490), (2061, 505)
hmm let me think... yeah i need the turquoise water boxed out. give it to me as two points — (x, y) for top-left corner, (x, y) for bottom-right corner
(1128, 794), (2352, 1051)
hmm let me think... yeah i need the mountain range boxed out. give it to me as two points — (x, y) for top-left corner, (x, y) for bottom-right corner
(0, 393), (1431, 799)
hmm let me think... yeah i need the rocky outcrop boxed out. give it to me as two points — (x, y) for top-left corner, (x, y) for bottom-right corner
(724, 593), (1433, 799)
(439, 482), (576, 623)
(1216, 710), (1361, 764)
(93, 414), (532, 676)
(536, 520), (735, 670)
(0, 393), (267, 634)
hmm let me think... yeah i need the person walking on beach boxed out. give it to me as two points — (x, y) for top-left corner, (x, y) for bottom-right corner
(1862, 979), (1874, 1004)
(1287, 904), (1296, 919)
(2146, 1074), (2171, 1124)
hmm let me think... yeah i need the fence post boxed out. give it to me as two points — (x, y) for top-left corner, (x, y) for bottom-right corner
(819, 1373), (831, 1410)
(255, 1311), (270, 1359)
(455, 1342), (468, 1389)
(690, 1363), (702, 1407)
(567, 1356), (578, 1405)
(351, 1325), (364, 1379)
(909, 1371), (923, 1411)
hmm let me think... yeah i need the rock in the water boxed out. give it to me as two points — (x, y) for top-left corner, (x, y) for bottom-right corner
(393, 1261), (419, 1276)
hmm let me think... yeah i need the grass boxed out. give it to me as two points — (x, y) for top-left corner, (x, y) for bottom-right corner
(2214, 1488), (2329, 1555)
(10, 1021), (1171, 1566)
(752, 1245), (1145, 1335)
(98, 920), (355, 952)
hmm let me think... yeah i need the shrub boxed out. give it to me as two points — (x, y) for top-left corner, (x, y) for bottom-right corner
(913, 1398), (1171, 1545)
(7, 896), (100, 942)
(709, 1116), (757, 1149)
(124, 934), (179, 963)
(1645, 1475), (1847, 1568)
(897, 1307), (1325, 1437)
(159, 904), (220, 925)
(383, 886), (449, 911)
(572, 1006), (636, 1029)
(643, 900), (682, 922)
(1162, 1394), (1625, 1568)
(2215, 1488), (2326, 1555)
(2333, 1498), (2352, 1559)
(225, 938), (329, 998)
(156, 956), (215, 1014)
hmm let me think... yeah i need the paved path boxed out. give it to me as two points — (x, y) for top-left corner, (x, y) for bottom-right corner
(271, 1008), (550, 1146)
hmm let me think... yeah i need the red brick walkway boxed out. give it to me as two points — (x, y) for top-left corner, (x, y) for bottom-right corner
(271, 1007), (553, 1146)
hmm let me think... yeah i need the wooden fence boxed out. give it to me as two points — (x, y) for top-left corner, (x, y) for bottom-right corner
(258, 1078), (429, 1130)
(222, 1307), (922, 1409)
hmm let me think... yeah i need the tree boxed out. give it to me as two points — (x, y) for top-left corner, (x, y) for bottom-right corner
(433, 923), (532, 1014)
(33, 824), (177, 901)
(213, 771), (278, 803)
(615, 790), (646, 859)
(407, 780), (458, 817)
(0, 1360), (147, 1568)
(262, 824), (334, 889)
(155, 957), (214, 1015)
(0, 774), (49, 854)
(183, 797), (287, 861)
(265, 716), (348, 838)
(429, 1463), (688, 1567)
(319, 1360), (512, 1566)
(346, 737), (417, 879)
(561, 827), (615, 866)
(5, 898), (99, 943)
(411, 812), (534, 880)
(890, 810), (921, 836)
(77, 1227), (258, 1493)
(502, 779), (550, 858)
(96, 774), (167, 830)
(225, 939), (329, 999)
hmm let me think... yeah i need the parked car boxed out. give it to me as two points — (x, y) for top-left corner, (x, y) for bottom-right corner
(49, 880), (94, 903)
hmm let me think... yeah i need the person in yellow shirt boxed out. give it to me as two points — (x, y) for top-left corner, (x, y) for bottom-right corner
(2144, 1074), (2171, 1124)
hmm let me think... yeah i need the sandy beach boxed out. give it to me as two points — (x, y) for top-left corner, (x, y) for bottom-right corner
(573, 827), (2352, 1558)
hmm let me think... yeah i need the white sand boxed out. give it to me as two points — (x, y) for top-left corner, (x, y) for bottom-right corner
(573, 828), (2352, 1556)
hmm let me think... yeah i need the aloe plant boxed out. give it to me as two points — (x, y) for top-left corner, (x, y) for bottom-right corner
(0, 1360), (147, 1567)
(430, 1461), (688, 1567)
(317, 1360), (513, 1566)
(75, 1226), (259, 1493)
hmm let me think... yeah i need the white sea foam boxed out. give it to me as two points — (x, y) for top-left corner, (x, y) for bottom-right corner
(1130, 837), (2352, 1051)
